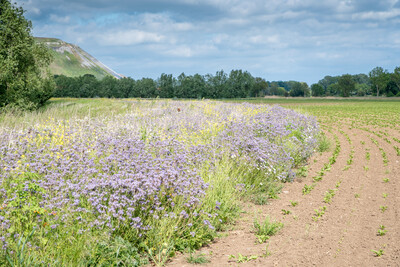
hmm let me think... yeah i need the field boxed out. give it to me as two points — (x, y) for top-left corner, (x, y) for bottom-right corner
(1, 98), (399, 266)
(171, 98), (400, 266)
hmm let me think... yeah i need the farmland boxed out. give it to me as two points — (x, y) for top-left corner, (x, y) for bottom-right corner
(0, 98), (399, 266)
(170, 98), (400, 266)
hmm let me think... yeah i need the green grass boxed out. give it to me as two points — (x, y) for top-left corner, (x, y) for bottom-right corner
(253, 216), (283, 243)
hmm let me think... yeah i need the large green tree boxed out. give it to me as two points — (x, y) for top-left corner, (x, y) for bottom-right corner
(369, 67), (389, 97)
(338, 74), (355, 97)
(0, 0), (54, 109)
(311, 83), (324, 97)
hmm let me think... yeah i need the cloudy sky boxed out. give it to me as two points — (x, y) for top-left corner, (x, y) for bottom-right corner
(15, 0), (400, 84)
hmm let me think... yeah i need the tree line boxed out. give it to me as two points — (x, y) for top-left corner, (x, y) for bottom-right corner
(53, 71), (314, 99)
(314, 67), (400, 97)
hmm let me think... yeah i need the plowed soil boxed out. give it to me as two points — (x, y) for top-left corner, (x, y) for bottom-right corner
(168, 101), (400, 267)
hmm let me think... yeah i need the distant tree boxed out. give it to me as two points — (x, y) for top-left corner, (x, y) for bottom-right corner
(228, 70), (254, 98)
(385, 81), (399, 97)
(136, 78), (156, 98)
(0, 0), (54, 109)
(318, 76), (339, 90)
(253, 77), (268, 97)
(391, 66), (400, 90)
(338, 74), (355, 97)
(326, 83), (339, 96)
(99, 76), (116, 98)
(289, 82), (309, 97)
(269, 82), (280, 96)
(369, 67), (389, 97)
(355, 83), (370, 96)
(158, 73), (175, 98)
(311, 83), (325, 97)
(205, 70), (228, 98)
(117, 77), (135, 98)
(352, 73), (370, 85)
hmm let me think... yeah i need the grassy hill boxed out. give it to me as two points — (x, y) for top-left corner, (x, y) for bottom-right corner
(35, 37), (123, 79)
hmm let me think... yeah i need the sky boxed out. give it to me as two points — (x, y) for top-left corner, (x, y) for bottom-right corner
(14, 0), (400, 84)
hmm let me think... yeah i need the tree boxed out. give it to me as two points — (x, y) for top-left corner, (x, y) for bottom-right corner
(0, 0), (54, 109)
(318, 75), (339, 90)
(338, 74), (355, 97)
(391, 66), (400, 90)
(385, 81), (399, 97)
(369, 67), (389, 97)
(289, 82), (309, 97)
(326, 83), (339, 96)
(252, 77), (268, 97)
(311, 83), (325, 97)
(158, 73), (175, 98)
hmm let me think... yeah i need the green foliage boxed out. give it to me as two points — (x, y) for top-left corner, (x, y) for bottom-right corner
(86, 236), (148, 266)
(338, 74), (355, 97)
(377, 225), (387, 236)
(290, 82), (310, 97)
(186, 251), (209, 264)
(253, 216), (283, 243)
(0, 0), (54, 110)
(371, 249), (384, 257)
(317, 132), (331, 152)
(311, 83), (325, 96)
(369, 67), (390, 97)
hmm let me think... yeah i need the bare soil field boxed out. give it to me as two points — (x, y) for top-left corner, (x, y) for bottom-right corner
(168, 101), (400, 266)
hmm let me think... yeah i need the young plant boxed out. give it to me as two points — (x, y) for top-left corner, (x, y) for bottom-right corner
(377, 225), (387, 236)
(324, 189), (336, 204)
(380, 206), (388, 213)
(229, 254), (258, 263)
(187, 252), (209, 264)
(371, 249), (384, 257)
(290, 200), (298, 207)
(281, 209), (291, 215)
(253, 216), (283, 243)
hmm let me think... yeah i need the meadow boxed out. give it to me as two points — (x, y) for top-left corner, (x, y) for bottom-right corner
(0, 98), (320, 266)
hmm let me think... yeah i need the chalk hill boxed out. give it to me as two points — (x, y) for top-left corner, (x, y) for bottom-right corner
(36, 37), (123, 79)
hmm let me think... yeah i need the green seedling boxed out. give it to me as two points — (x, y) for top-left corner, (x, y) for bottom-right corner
(377, 225), (387, 236)
(371, 249), (384, 257)
(253, 216), (283, 243)
(382, 193), (387, 198)
(354, 193), (360, 198)
(297, 166), (308, 177)
(290, 200), (298, 207)
(324, 189), (336, 203)
(383, 178), (389, 183)
(302, 184), (314, 195)
(312, 206), (327, 221)
(262, 244), (271, 257)
(366, 151), (370, 160)
(364, 166), (369, 171)
(229, 254), (258, 263)
(380, 206), (388, 212)
(281, 209), (291, 215)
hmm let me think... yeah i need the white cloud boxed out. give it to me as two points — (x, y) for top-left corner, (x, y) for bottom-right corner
(352, 9), (400, 20)
(49, 14), (71, 23)
(100, 29), (165, 46)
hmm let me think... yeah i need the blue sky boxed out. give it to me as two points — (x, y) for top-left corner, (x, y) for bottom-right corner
(15, 0), (400, 84)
